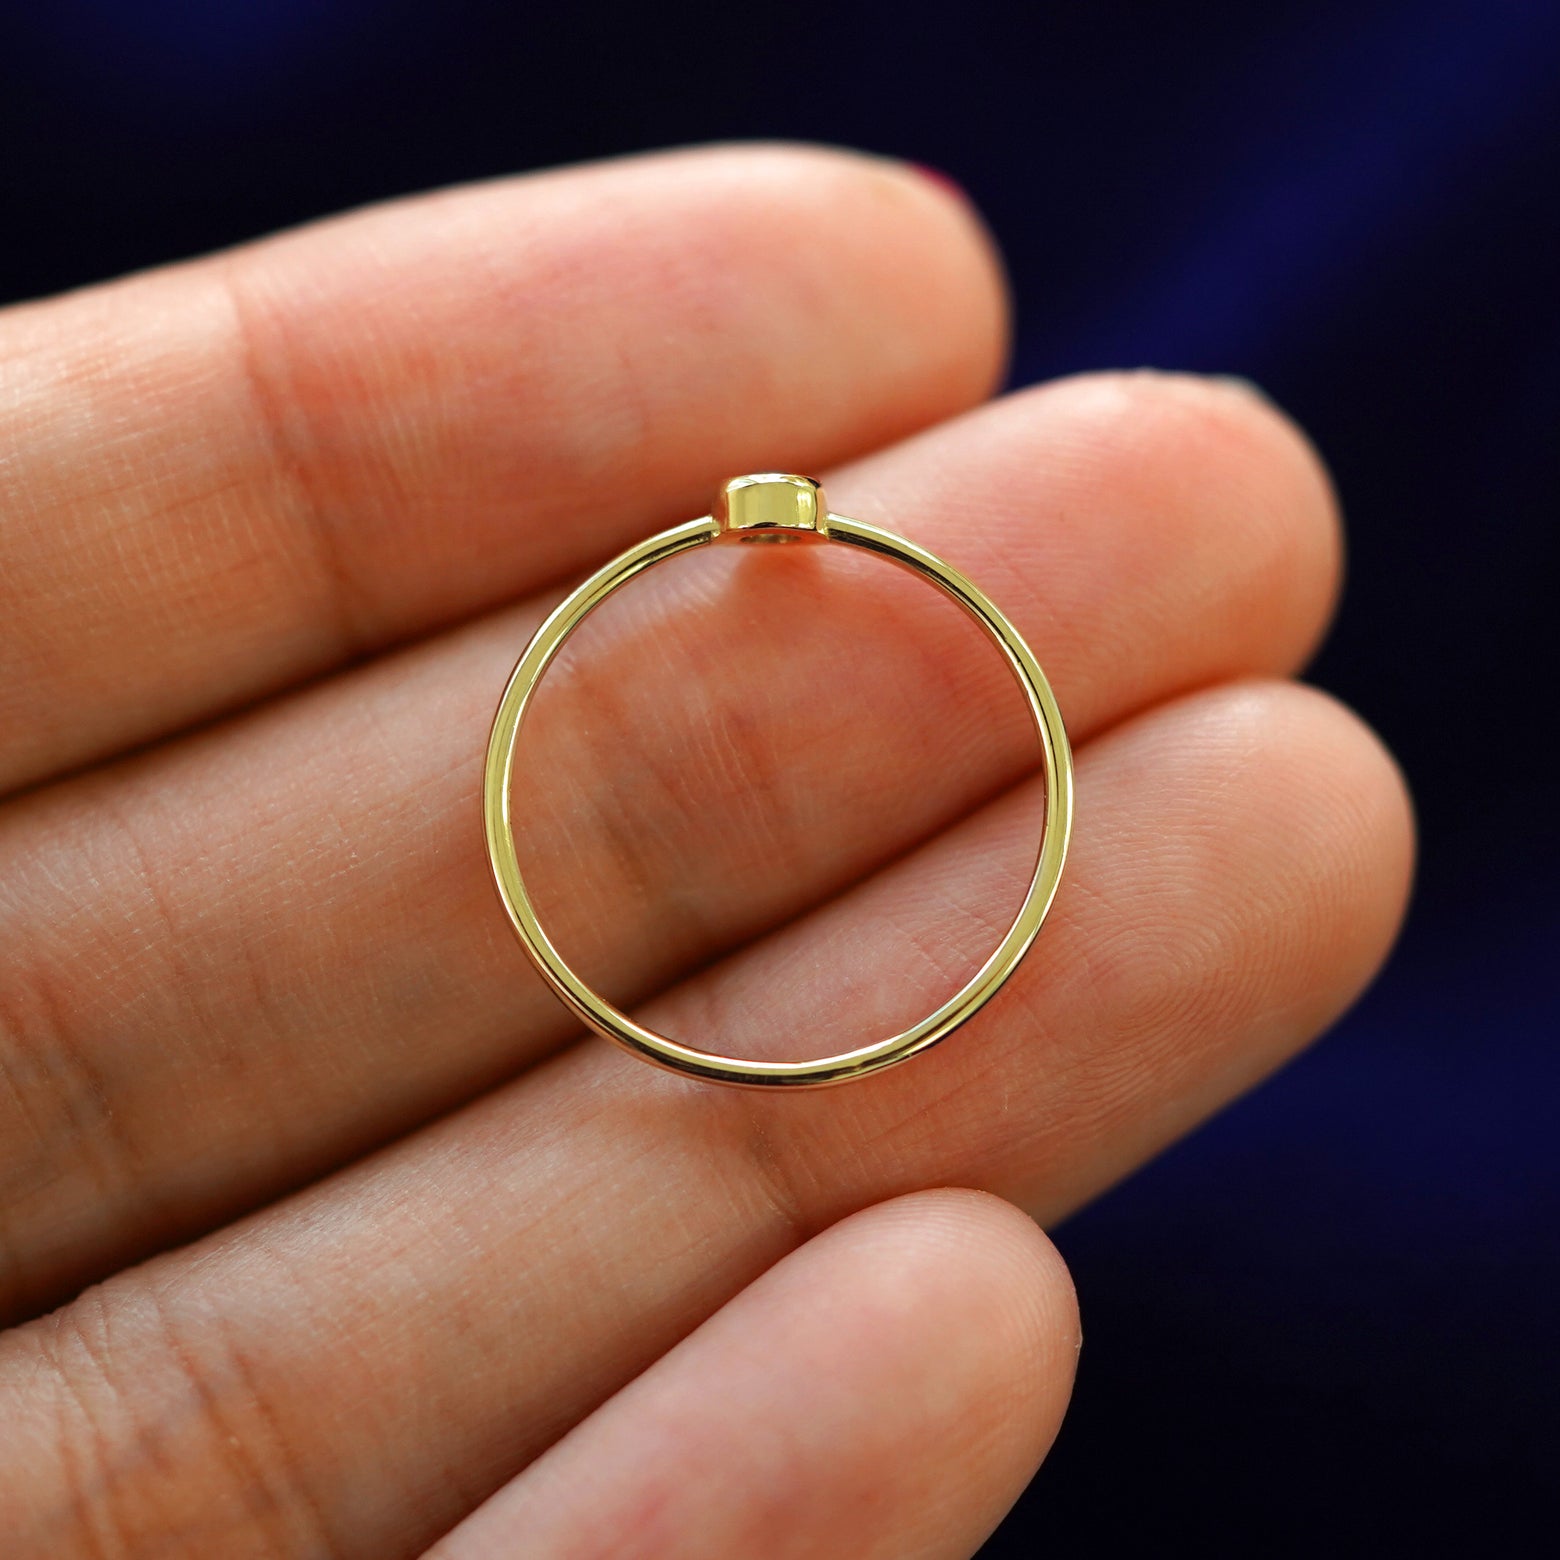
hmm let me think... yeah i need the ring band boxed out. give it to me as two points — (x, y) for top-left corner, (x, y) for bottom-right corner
(483, 473), (1073, 1089)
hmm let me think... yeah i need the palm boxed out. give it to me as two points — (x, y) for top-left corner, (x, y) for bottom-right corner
(0, 144), (1411, 1558)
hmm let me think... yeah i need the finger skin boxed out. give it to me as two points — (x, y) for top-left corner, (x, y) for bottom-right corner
(0, 682), (1413, 1560)
(0, 141), (1006, 793)
(428, 1191), (1078, 1560)
(0, 374), (1339, 1319)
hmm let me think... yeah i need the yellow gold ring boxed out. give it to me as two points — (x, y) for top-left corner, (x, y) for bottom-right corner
(483, 473), (1073, 1089)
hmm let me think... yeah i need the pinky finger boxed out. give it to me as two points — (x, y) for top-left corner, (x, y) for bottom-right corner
(424, 1191), (1080, 1560)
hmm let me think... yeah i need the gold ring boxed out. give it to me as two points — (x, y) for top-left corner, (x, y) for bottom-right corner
(483, 473), (1074, 1089)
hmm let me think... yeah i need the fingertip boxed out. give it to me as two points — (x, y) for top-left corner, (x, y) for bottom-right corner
(867, 1186), (1079, 1342)
(1260, 680), (1418, 1001)
(678, 139), (1013, 402)
(1168, 370), (1346, 671)
(1109, 677), (1417, 1057)
(880, 154), (1014, 399)
(825, 1188), (1081, 1447)
(1035, 369), (1345, 677)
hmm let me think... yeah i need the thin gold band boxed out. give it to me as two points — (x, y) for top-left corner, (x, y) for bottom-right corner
(483, 473), (1073, 1089)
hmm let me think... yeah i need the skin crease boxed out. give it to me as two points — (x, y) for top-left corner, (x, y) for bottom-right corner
(0, 142), (1413, 1558)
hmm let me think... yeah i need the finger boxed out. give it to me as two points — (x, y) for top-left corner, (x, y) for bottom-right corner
(0, 682), (1412, 1560)
(0, 141), (1004, 793)
(427, 1191), (1078, 1560)
(0, 373), (1338, 1318)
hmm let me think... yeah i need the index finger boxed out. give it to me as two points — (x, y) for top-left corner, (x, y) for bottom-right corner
(0, 142), (1005, 793)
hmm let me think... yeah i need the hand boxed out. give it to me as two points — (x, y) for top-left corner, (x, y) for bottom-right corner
(0, 144), (1412, 1557)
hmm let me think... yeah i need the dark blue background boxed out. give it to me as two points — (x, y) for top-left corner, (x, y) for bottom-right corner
(3, 2), (1555, 1552)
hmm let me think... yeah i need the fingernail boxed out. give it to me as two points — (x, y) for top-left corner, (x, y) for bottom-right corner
(1210, 374), (1273, 405)
(906, 162), (969, 203)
